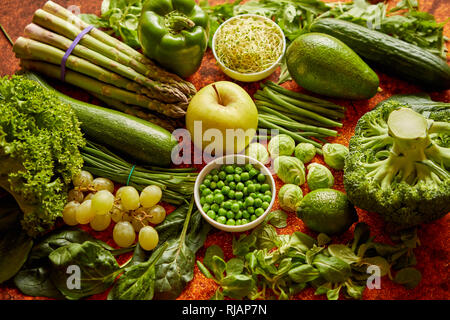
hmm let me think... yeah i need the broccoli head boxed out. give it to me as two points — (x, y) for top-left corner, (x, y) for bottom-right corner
(0, 75), (85, 237)
(344, 99), (450, 227)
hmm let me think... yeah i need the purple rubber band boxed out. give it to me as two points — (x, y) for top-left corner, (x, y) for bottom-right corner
(60, 25), (94, 81)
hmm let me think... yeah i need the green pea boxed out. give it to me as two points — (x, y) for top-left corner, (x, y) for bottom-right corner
(218, 171), (227, 180)
(254, 198), (263, 207)
(263, 195), (272, 202)
(242, 210), (250, 219)
(245, 196), (255, 207)
(218, 208), (227, 216)
(226, 219), (236, 226)
(262, 202), (270, 210)
(236, 182), (245, 191)
(257, 173), (266, 183)
(226, 211), (235, 219)
(210, 181), (217, 190)
(243, 187), (248, 196)
(244, 164), (253, 172)
(203, 179), (211, 187)
(202, 204), (210, 212)
(235, 210), (243, 220)
(226, 174), (234, 183)
(225, 165), (234, 174)
(216, 216), (227, 224)
(207, 210), (216, 219)
(220, 165), (226, 171)
(231, 203), (240, 213)
(235, 219), (242, 226)
(229, 182), (236, 190)
(205, 174), (212, 181)
(214, 193), (225, 204)
(247, 207), (255, 214)
(205, 194), (214, 204)
(235, 191), (244, 200)
(250, 215), (257, 221)
(249, 168), (259, 178)
(202, 188), (212, 197)
(237, 201), (244, 209)
(200, 196), (206, 205)
(241, 172), (250, 182)
(234, 174), (241, 182)
(211, 204), (220, 212)
(210, 169), (219, 176)
(249, 192), (257, 198)
(223, 201), (232, 210)
(255, 207), (265, 217)
(261, 183), (270, 193)
(199, 184), (207, 191)
(264, 190), (272, 196)
(234, 167), (243, 175)
(222, 185), (231, 195)
(254, 184), (261, 192)
(214, 189), (222, 194)
(247, 184), (256, 193)
(241, 218), (249, 225)
(228, 190), (236, 199)
(217, 181), (225, 189)
(257, 193), (265, 200)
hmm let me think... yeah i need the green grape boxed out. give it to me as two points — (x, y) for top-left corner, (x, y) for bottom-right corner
(75, 200), (95, 224)
(120, 186), (140, 211)
(68, 189), (84, 203)
(148, 205), (166, 224)
(92, 177), (115, 193)
(62, 201), (80, 226)
(113, 221), (136, 248)
(139, 226), (159, 251)
(83, 193), (94, 202)
(140, 185), (162, 208)
(110, 204), (125, 223)
(91, 190), (115, 215)
(73, 170), (93, 188)
(90, 213), (112, 231)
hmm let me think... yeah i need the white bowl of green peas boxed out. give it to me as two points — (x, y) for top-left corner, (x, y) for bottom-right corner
(194, 154), (276, 232)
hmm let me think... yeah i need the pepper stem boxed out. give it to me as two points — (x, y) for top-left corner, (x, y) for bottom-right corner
(165, 11), (195, 34)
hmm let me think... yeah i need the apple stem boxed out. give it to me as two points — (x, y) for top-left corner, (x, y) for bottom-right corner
(212, 84), (223, 106)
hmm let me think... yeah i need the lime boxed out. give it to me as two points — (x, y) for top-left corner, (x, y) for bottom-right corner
(297, 189), (357, 235)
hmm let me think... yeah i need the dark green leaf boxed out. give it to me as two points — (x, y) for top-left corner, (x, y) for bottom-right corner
(107, 243), (167, 300)
(351, 222), (371, 252)
(305, 246), (324, 265)
(393, 267), (422, 289)
(266, 210), (288, 228)
(345, 281), (365, 299)
(359, 256), (390, 277)
(210, 256), (227, 280)
(221, 274), (255, 299)
(314, 282), (332, 295)
(49, 241), (121, 300)
(204, 245), (225, 270)
(326, 285), (341, 300)
(254, 224), (280, 250)
(328, 244), (359, 264)
(317, 233), (331, 246)
(233, 233), (256, 256)
(226, 258), (244, 276)
(210, 288), (224, 300)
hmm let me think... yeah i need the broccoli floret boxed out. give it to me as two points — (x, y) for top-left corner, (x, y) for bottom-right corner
(0, 75), (85, 237)
(344, 100), (450, 227)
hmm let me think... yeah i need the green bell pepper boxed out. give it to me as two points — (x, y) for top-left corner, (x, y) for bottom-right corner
(138, 0), (209, 78)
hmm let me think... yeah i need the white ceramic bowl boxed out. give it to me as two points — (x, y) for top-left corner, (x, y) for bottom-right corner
(194, 154), (276, 232)
(212, 14), (286, 82)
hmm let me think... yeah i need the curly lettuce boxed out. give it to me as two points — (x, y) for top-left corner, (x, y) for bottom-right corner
(0, 75), (85, 237)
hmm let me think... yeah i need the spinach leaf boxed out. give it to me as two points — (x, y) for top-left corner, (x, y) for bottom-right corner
(313, 254), (351, 283)
(221, 274), (255, 299)
(288, 264), (320, 283)
(328, 244), (359, 264)
(204, 245), (225, 269)
(226, 258), (244, 276)
(48, 241), (121, 300)
(153, 201), (210, 300)
(107, 243), (168, 300)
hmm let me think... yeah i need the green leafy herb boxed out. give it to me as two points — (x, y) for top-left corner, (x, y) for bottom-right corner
(393, 267), (422, 289)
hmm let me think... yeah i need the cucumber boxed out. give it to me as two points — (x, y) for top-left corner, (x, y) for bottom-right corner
(23, 72), (178, 167)
(310, 18), (450, 90)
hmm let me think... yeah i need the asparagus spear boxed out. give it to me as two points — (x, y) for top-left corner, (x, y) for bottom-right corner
(23, 24), (184, 103)
(20, 60), (186, 118)
(42, 1), (197, 97)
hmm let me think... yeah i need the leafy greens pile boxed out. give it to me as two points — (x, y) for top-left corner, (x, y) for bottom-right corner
(0, 75), (85, 237)
(197, 211), (422, 300)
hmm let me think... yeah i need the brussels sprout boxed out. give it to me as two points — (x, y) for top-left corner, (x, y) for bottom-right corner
(306, 163), (334, 190)
(294, 143), (316, 163)
(246, 143), (269, 164)
(273, 156), (305, 185)
(322, 143), (349, 170)
(278, 184), (303, 212)
(268, 134), (295, 159)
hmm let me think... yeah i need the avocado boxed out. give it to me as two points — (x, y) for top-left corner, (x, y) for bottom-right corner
(286, 33), (379, 100)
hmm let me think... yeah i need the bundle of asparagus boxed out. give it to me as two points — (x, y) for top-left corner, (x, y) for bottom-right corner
(255, 81), (346, 153)
(13, 1), (196, 121)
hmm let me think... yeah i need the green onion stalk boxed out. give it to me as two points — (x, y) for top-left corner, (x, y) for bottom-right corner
(81, 141), (197, 205)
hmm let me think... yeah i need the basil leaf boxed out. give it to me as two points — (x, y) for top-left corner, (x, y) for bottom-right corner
(313, 254), (352, 283)
(393, 267), (422, 289)
(107, 243), (167, 300)
(288, 264), (320, 283)
(328, 244), (359, 264)
(49, 241), (121, 300)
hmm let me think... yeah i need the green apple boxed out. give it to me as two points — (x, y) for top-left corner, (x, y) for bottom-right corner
(186, 81), (258, 155)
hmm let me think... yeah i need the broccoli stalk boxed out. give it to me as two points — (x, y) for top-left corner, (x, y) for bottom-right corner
(344, 101), (450, 227)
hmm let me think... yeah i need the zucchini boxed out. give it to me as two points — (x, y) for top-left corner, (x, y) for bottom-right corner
(23, 72), (178, 167)
(310, 18), (450, 90)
